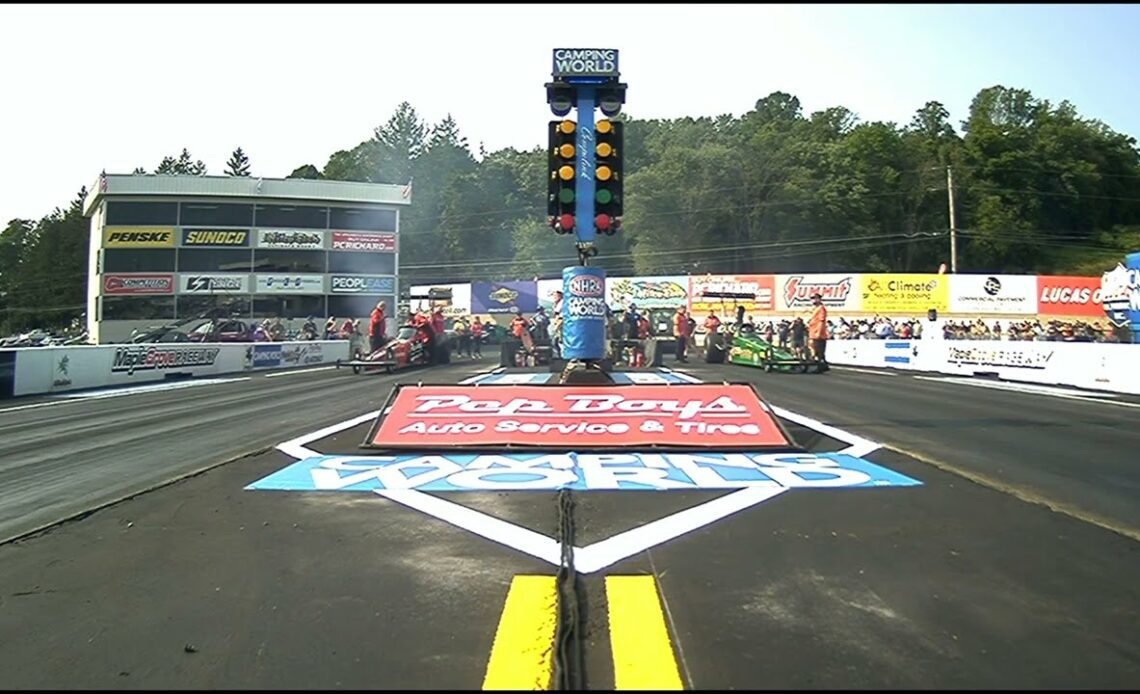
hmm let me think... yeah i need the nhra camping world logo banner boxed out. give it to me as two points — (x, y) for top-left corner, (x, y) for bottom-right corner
(181, 229), (250, 247)
(607, 276), (688, 309)
(102, 274), (174, 295)
(111, 346), (220, 375)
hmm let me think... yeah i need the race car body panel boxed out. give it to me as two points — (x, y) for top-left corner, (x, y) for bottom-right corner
(728, 334), (824, 373)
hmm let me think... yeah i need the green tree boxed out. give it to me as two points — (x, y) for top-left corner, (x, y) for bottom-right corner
(286, 164), (322, 179)
(155, 148), (207, 175)
(225, 147), (251, 176)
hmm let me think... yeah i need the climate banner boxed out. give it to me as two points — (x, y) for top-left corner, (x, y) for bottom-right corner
(860, 274), (948, 314)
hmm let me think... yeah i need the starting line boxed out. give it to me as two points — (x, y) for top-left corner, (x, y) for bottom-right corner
(246, 367), (919, 573)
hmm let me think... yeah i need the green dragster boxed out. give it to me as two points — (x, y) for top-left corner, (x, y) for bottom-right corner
(726, 332), (825, 373)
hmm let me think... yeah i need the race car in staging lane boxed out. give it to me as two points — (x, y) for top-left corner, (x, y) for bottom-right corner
(723, 330), (825, 374)
(336, 323), (451, 375)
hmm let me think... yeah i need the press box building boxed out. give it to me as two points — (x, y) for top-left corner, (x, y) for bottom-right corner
(82, 174), (408, 343)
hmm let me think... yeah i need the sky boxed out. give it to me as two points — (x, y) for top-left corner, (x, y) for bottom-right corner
(1, 3), (1138, 227)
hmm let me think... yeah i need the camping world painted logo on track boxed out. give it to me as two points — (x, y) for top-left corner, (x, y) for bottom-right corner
(246, 369), (922, 574)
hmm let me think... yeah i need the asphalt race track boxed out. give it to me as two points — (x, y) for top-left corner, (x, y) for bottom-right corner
(1, 357), (1138, 689)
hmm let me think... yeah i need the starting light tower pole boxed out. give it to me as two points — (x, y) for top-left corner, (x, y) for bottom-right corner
(546, 49), (626, 377)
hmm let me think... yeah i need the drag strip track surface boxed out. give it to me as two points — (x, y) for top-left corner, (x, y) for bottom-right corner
(1, 361), (1139, 689)
(686, 362), (1140, 537)
(0, 361), (490, 543)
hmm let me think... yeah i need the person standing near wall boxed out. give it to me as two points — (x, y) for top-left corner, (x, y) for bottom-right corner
(808, 292), (830, 372)
(673, 306), (690, 363)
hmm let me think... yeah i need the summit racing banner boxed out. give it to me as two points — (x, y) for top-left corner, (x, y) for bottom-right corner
(688, 275), (775, 314)
(111, 346), (220, 375)
(249, 450), (920, 492)
(368, 383), (790, 449)
(776, 274), (860, 311)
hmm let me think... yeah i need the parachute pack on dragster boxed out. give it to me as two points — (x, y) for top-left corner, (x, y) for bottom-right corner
(700, 291), (826, 374)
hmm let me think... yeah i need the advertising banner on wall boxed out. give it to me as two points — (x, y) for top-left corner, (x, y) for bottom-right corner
(860, 274), (948, 314)
(689, 275), (775, 314)
(409, 283), (472, 317)
(102, 274), (174, 295)
(329, 275), (396, 294)
(256, 229), (325, 250)
(330, 231), (397, 252)
(1100, 255), (1140, 339)
(536, 278), (564, 312)
(775, 274), (861, 312)
(178, 274), (250, 294)
(254, 274), (325, 294)
(607, 275), (689, 309)
(180, 229), (251, 247)
(103, 227), (175, 248)
(471, 281), (538, 315)
(1035, 275), (1104, 317)
(948, 274), (1037, 315)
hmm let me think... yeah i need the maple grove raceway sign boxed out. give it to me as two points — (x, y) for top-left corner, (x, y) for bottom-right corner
(247, 371), (921, 573)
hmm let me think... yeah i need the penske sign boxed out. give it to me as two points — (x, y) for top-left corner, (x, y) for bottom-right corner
(103, 227), (175, 247)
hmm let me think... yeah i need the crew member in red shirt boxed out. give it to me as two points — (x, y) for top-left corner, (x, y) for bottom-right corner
(431, 308), (446, 338)
(368, 301), (387, 352)
(808, 292), (830, 371)
(470, 316), (483, 357)
(637, 313), (650, 339)
(703, 311), (721, 335)
(673, 306), (690, 363)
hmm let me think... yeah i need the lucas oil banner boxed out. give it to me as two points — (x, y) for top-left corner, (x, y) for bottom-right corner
(560, 266), (606, 360)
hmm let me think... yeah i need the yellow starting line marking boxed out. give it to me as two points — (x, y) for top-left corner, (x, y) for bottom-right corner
(482, 575), (558, 690)
(606, 575), (684, 690)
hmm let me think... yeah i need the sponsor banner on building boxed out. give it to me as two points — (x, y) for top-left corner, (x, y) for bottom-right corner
(330, 275), (396, 294)
(471, 281), (539, 315)
(536, 278), (564, 313)
(776, 274), (861, 312)
(110, 346), (221, 375)
(248, 450), (920, 492)
(410, 283), (472, 318)
(254, 274), (325, 294)
(948, 274), (1037, 315)
(369, 384), (790, 449)
(180, 229), (251, 247)
(103, 227), (175, 247)
(330, 231), (397, 252)
(178, 274), (250, 294)
(607, 276), (689, 309)
(256, 229), (325, 249)
(1035, 275), (1104, 317)
(102, 274), (174, 295)
(860, 274), (948, 314)
(252, 344), (282, 368)
(689, 275), (776, 314)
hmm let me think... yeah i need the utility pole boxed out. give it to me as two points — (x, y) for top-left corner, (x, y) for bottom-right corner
(946, 166), (957, 273)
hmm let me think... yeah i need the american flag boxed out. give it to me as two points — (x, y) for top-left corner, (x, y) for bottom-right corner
(99, 172), (107, 193)
(401, 178), (413, 199)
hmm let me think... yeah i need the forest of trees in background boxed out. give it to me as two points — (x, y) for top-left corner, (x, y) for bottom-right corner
(2, 85), (1139, 333)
